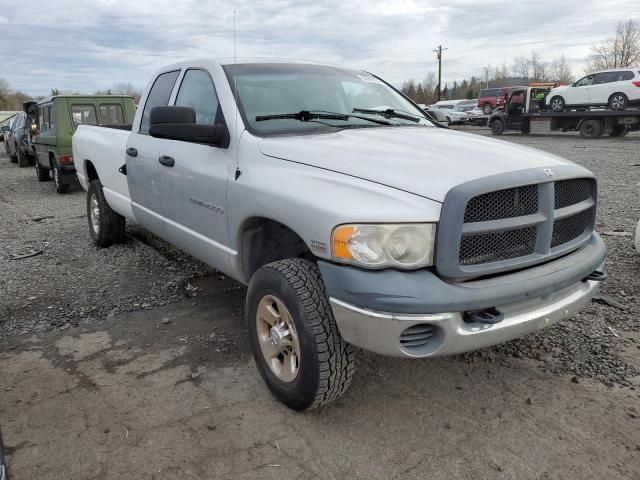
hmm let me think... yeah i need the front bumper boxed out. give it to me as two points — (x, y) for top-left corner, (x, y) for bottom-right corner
(318, 233), (606, 358)
(329, 278), (600, 357)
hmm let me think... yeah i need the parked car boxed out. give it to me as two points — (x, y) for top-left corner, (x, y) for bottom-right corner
(1, 117), (15, 154)
(423, 108), (449, 127)
(430, 105), (469, 125)
(6, 112), (35, 167)
(467, 106), (489, 126)
(73, 59), (606, 411)
(32, 95), (136, 193)
(478, 86), (527, 114)
(547, 68), (640, 112)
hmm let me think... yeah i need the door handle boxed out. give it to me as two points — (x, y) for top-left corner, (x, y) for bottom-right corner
(159, 155), (175, 167)
(126, 147), (138, 157)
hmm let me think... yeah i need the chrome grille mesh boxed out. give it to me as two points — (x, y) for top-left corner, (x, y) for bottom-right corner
(460, 227), (537, 265)
(554, 179), (591, 209)
(464, 185), (538, 222)
(551, 209), (593, 248)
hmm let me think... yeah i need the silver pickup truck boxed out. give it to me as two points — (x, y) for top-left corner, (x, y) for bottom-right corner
(73, 59), (606, 410)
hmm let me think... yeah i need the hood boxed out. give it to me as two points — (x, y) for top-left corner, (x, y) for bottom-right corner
(257, 127), (575, 202)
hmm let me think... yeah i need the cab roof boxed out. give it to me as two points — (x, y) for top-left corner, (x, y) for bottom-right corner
(37, 94), (134, 105)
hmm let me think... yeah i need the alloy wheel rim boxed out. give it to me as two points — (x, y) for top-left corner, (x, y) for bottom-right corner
(255, 294), (301, 383)
(612, 96), (624, 109)
(53, 167), (59, 186)
(90, 194), (100, 234)
(552, 99), (562, 110)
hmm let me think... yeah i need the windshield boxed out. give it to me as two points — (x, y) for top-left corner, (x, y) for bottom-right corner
(223, 63), (434, 136)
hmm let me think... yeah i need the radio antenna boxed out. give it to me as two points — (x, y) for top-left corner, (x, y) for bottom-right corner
(233, 10), (238, 138)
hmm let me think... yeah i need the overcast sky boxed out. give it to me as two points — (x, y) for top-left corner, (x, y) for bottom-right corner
(0, 0), (638, 96)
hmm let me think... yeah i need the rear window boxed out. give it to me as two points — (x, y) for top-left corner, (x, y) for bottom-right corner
(618, 71), (635, 81)
(99, 104), (125, 125)
(71, 105), (98, 127)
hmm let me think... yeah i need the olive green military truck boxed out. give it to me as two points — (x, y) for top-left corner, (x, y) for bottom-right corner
(31, 95), (136, 193)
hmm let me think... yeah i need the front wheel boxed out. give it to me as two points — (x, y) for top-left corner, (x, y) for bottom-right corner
(52, 162), (70, 194)
(550, 96), (565, 112)
(482, 103), (493, 114)
(490, 118), (505, 135)
(35, 158), (49, 181)
(17, 148), (30, 168)
(87, 179), (126, 247)
(246, 259), (356, 410)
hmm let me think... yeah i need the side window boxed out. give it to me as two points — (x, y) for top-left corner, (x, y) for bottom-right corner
(38, 107), (44, 131)
(619, 71), (634, 81)
(99, 104), (125, 125)
(71, 105), (97, 127)
(140, 70), (180, 133)
(575, 75), (595, 87)
(174, 69), (221, 125)
(595, 72), (615, 84)
(47, 106), (55, 132)
(43, 109), (50, 131)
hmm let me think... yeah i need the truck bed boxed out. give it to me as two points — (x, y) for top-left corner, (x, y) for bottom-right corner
(72, 124), (135, 222)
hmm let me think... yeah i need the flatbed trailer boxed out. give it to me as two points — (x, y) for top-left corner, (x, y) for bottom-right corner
(489, 86), (640, 139)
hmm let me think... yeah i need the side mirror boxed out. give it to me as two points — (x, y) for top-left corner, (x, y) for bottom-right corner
(149, 106), (229, 148)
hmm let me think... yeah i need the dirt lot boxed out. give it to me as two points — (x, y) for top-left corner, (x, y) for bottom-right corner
(1, 126), (640, 479)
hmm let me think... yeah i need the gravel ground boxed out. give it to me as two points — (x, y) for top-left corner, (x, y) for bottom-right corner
(1, 128), (639, 480)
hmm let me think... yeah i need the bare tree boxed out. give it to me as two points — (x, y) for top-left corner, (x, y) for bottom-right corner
(588, 20), (640, 71)
(420, 72), (437, 104)
(516, 55), (530, 80)
(550, 54), (574, 84)
(530, 51), (547, 81)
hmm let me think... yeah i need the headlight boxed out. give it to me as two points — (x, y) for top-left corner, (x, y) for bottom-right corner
(331, 224), (436, 269)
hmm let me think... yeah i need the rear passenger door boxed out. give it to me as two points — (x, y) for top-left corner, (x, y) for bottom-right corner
(126, 70), (180, 237)
(592, 72), (617, 105)
(155, 68), (235, 269)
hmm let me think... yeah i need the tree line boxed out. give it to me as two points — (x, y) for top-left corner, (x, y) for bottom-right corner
(402, 20), (639, 104)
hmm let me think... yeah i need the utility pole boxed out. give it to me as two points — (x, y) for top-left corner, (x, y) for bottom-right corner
(433, 45), (448, 101)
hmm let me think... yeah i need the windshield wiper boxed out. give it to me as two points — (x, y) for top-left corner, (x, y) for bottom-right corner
(352, 107), (421, 123)
(255, 110), (391, 126)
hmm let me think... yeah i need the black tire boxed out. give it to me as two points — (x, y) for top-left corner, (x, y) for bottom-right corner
(445, 116), (452, 125)
(579, 119), (604, 139)
(246, 259), (355, 411)
(521, 121), (531, 135)
(0, 427), (7, 480)
(490, 118), (505, 135)
(482, 103), (493, 114)
(35, 158), (49, 181)
(10, 143), (18, 163)
(52, 160), (70, 194)
(608, 93), (628, 111)
(87, 179), (126, 247)
(17, 148), (29, 168)
(609, 125), (629, 137)
(549, 96), (565, 112)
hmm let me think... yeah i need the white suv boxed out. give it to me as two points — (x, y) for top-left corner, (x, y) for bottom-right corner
(547, 68), (640, 112)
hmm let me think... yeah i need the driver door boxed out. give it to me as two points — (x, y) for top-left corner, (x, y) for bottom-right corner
(566, 75), (594, 106)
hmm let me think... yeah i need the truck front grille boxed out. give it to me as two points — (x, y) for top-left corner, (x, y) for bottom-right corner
(438, 172), (597, 279)
(464, 185), (538, 222)
(460, 227), (537, 266)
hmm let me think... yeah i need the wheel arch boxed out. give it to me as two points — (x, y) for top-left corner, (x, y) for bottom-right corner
(84, 159), (99, 182)
(238, 217), (315, 282)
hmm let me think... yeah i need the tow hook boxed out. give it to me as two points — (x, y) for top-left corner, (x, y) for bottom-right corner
(465, 307), (504, 325)
(583, 270), (607, 282)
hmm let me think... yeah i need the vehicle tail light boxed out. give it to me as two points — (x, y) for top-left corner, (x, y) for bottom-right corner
(632, 80), (640, 87)
(59, 156), (74, 165)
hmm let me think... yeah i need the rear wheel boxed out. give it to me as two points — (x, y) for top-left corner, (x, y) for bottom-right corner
(52, 160), (70, 194)
(608, 93), (628, 111)
(87, 179), (126, 247)
(550, 96), (565, 112)
(579, 119), (603, 139)
(482, 103), (493, 114)
(490, 118), (505, 135)
(246, 259), (355, 410)
(609, 125), (629, 137)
